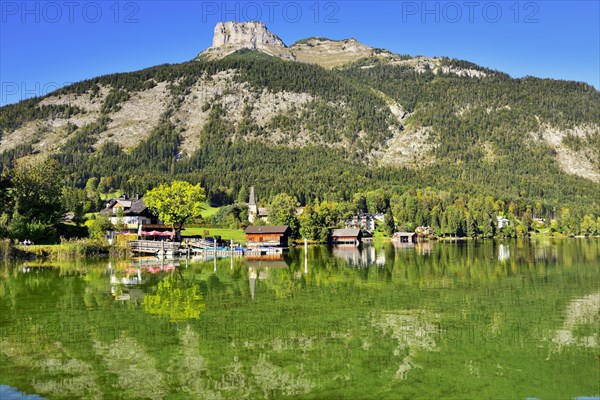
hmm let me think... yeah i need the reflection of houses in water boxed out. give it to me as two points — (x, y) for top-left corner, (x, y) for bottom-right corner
(20, 266), (53, 274)
(247, 256), (290, 300)
(108, 259), (178, 301)
(416, 242), (434, 255)
(498, 244), (510, 262)
(331, 245), (385, 267)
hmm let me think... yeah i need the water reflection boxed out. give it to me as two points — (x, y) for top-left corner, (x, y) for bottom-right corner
(144, 274), (206, 322)
(0, 385), (46, 399)
(550, 291), (600, 351)
(108, 259), (179, 302)
(331, 245), (386, 267)
(498, 243), (510, 262)
(1, 239), (599, 399)
(247, 256), (290, 300)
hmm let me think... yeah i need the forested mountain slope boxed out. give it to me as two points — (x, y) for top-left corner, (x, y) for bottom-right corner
(1, 22), (599, 214)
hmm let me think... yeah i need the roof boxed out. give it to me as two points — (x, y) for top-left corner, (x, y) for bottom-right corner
(128, 198), (148, 214)
(245, 225), (290, 234)
(331, 228), (361, 237)
(99, 196), (150, 216)
(394, 232), (416, 237)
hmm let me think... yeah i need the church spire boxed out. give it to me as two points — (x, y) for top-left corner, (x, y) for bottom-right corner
(248, 185), (256, 206)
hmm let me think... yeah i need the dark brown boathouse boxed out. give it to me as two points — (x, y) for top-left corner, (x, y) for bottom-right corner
(245, 225), (292, 248)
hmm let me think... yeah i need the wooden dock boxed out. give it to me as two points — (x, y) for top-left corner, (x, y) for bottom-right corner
(129, 240), (182, 256)
(129, 240), (287, 259)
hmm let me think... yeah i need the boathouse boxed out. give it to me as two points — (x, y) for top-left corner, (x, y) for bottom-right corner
(245, 225), (292, 248)
(393, 232), (418, 243)
(330, 228), (362, 245)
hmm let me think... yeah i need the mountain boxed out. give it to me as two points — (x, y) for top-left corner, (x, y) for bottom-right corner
(1, 21), (599, 211)
(199, 20), (399, 68)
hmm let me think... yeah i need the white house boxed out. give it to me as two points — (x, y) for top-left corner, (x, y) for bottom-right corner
(497, 216), (510, 229)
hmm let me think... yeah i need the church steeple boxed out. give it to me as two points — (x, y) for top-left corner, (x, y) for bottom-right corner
(248, 185), (256, 206)
(248, 185), (258, 223)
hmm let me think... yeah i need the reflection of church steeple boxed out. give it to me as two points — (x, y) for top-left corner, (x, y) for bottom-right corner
(249, 267), (257, 300)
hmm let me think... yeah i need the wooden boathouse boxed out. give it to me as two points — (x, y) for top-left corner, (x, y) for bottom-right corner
(330, 228), (362, 245)
(392, 232), (418, 243)
(245, 225), (292, 248)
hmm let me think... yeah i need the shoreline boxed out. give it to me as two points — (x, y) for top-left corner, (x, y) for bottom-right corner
(3, 234), (599, 261)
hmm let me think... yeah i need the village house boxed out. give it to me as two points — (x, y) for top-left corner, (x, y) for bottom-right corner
(331, 228), (362, 245)
(415, 226), (433, 237)
(344, 213), (384, 232)
(100, 194), (160, 229)
(497, 216), (510, 229)
(245, 225), (292, 248)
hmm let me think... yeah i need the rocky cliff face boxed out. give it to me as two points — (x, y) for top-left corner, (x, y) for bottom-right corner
(202, 21), (295, 60)
(200, 21), (400, 68)
(212, 21), (286, 49)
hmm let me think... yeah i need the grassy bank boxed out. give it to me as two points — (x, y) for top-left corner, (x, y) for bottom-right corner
(182, 227), (246, 244)
(200, 204), (220, 219)
(1, 240), (32, 260)
(16, 239), (128, 260)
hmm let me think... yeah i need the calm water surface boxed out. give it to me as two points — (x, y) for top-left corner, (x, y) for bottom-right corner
(1, 239), (599, 399)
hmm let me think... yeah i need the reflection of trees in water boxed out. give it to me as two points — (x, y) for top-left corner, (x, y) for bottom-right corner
(144, 275), (206, 322)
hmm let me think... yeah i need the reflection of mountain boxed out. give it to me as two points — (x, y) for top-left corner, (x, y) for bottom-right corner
(331, 245), (385, 267)
(550, 291), (600, 350)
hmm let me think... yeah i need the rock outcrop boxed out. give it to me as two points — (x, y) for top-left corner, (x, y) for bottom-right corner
(198, 21), (400, 68)
(201, 21), (295, 61)
(212, 21), (286, 50)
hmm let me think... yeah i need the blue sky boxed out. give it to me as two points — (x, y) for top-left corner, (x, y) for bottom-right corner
(1, 1), (598, 106)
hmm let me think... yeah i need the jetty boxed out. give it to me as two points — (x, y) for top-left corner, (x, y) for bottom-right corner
(129, 240), (182, 256)
(128, 239), (245, 258)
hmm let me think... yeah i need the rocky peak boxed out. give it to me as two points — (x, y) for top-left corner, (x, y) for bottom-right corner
(212, 21), (286, 50)
(199, 21), (398, 68)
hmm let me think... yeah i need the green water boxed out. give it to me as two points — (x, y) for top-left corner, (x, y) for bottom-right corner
(1, 239), (598, 399)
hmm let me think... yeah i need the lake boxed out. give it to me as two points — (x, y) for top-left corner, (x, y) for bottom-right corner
(1, 239), (598, 399)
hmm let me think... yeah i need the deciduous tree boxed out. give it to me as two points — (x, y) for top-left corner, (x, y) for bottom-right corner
(268, 193), (300, 237)
(144, 181), (206, 238)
